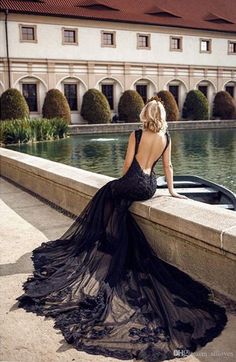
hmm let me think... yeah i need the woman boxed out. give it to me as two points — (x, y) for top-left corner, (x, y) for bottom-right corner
(17, 99), (227, 362)
(122, 99), (186, 199)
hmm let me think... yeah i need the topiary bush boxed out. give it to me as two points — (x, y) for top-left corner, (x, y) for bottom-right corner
(149, 91), (179, 121)
(0, 88), (29, 120)
(182, 90), (209, 120)
(81, 88), (111, 124)
(118, 90), (144, 123)
(42, 88), (71, 124)
(213, 91), (236, 120)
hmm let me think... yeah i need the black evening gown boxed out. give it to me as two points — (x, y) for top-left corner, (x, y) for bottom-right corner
(16, 129), (227, 362)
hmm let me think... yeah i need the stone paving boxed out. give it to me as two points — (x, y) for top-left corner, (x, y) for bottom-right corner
(0, 177), (235, 362)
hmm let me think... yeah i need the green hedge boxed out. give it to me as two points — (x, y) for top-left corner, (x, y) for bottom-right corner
(118, 90), (144, 122)
(213, 91), (236, 120)
(0, 117), (68, 144)
(0, 88), (29, 120)
(182, 90), (209, 120)
(81, 88), (111, 124)
(42, 88), (71, 123)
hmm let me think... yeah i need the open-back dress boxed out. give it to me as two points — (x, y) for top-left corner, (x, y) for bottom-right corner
(16, 129), (227, 362)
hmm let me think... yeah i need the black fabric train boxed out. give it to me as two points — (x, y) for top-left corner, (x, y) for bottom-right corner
(16, 129), (227, 362)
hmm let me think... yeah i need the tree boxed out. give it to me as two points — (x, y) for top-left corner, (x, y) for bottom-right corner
(182, 90), (209, 120)
(213, 91), (236, 120)
(42, 88), (71, 123)
(0, 88), (29, 120)
(81, 88), (111, 124)
(118, 90), (144, 122)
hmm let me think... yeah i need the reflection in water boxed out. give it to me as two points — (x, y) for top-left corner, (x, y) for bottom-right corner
(7, 128), (236, 192)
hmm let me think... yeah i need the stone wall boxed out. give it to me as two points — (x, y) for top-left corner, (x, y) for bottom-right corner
(1, 147), (236, 300)
(68, 119), (236, 134)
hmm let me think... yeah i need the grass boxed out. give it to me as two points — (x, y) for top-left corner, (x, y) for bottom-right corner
(0, 117), (69, 145)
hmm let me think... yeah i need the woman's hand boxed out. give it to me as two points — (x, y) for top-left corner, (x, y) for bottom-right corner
(170, 191), (189, 199)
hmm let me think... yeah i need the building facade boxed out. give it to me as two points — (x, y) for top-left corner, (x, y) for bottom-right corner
(0, 0), (236, 123)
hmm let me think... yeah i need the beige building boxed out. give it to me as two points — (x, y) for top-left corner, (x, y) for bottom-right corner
(0, 0), (236, 123)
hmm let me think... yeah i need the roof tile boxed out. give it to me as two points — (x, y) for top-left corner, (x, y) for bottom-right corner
(1, 0), (235, 32)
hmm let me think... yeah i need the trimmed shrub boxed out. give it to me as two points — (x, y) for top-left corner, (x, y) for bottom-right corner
(213, 91), (236, 120)
(118, 90), (144, 123)
(0, 88), (29, 120)
(42, 88), (71, 123)
(182, 90), (209, 120)
(81, 88), (111, 124)
(0, 117), (68, 144)
(149, 91), (179, 121)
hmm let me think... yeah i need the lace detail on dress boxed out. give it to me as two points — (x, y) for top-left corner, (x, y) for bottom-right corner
(129, 326), (170, 344)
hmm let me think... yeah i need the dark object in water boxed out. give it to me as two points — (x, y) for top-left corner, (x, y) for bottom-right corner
(157, 175), (236, 211)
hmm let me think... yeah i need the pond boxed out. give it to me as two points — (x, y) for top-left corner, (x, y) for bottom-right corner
(6, 128), (236, 193)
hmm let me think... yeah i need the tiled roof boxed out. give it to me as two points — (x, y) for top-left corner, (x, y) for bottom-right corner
(1, 0), (236, 33)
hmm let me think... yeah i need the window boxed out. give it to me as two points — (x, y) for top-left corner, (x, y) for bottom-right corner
(228, 41), (236, 54)
(169, 85), (179, 106)
(198, 85), (208, 98)
(136, 85), (147, 104)
(64, 84), (78, 111)
(200, 39), (212, 53)
(22, 83), (38, 112)
(101, 31), (116, 47)
(62, 28), (78, 45)
(19, 24), (37, 42)
(137, 34), (151, 49)
(170, 36), (182, 51)
(225, 86), (234, 98)
(102, 84), (114, 109)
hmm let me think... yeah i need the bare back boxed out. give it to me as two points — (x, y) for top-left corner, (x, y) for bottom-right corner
(135, 129), (168, 175)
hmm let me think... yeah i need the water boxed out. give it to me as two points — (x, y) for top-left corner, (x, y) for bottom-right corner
(6, 128), (236, 193)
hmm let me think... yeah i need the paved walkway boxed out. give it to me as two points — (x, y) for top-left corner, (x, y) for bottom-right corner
(0, 177), (235, 362)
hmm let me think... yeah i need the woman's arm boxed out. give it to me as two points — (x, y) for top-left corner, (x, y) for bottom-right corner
(162, 138), (188, 199)
(122, 131), (136, 176)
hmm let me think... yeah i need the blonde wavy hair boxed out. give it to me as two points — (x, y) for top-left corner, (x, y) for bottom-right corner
(139, 99), (168, 133)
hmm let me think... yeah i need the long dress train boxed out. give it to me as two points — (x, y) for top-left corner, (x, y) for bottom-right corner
(16, 129), (228, 362)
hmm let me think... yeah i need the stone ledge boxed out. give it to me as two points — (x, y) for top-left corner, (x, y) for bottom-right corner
(130, 194), (236, 253)
(222, 226), (236, 254)
(68, 119), (236, 134)
(1, 147), (236, 299)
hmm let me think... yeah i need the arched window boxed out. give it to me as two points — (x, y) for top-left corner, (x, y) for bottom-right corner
(58, 77), (87, 124)
(134, 79), (156, 103)
(64, 83), (78, 111)
(196, 80), (216, 113)
(22, 83), (38, 112)
(166, 79), (187, 112)
(101, 84), (114, 109)
(99, 78), (123, 112)
(18, 76), (47, 113)
(225, 81), (235, 98)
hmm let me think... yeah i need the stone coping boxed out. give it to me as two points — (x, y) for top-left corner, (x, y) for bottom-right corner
(68, 120), (236, 134)
(1, 147), (235, 257)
